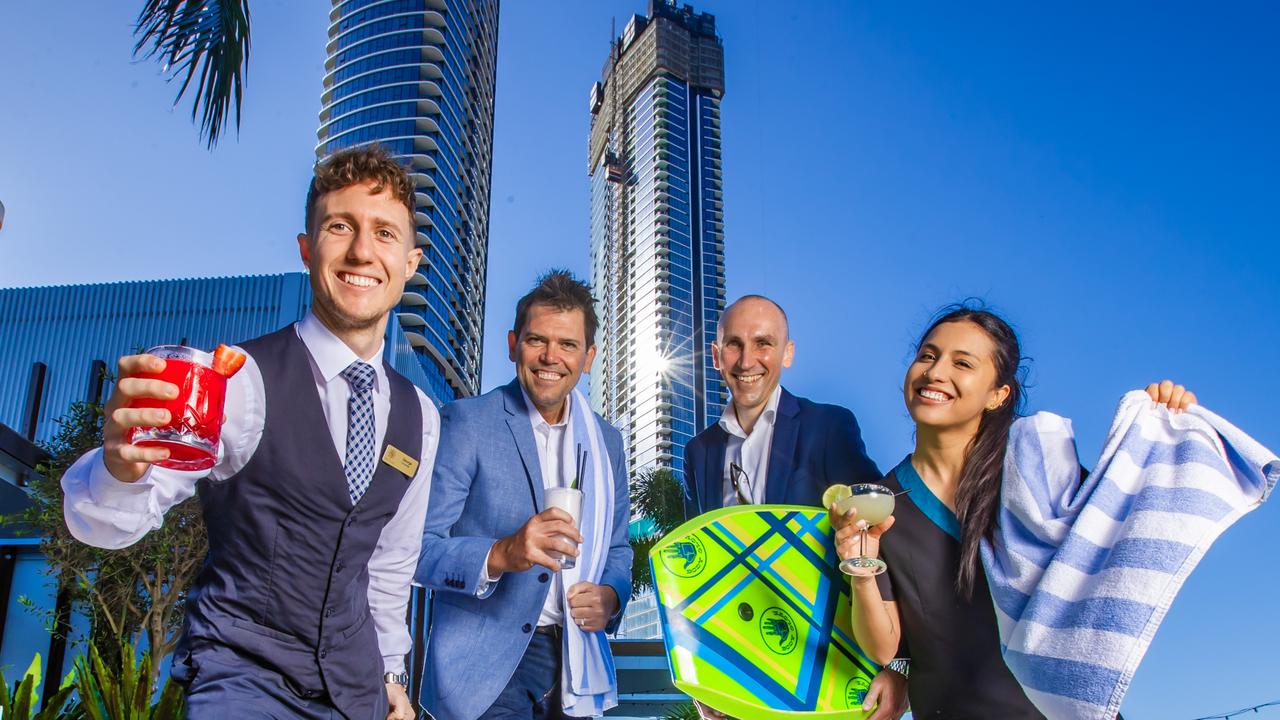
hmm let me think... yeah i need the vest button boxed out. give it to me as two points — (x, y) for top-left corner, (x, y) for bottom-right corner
(538, 573), (549, 583)
(335, 562), (345, 574)
(324, 607), (335, 618)
(319, 649), (328, 659)
(522, 623), (532, 633)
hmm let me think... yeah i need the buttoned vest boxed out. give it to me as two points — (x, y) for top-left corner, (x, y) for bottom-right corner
(182, 326), (422, 719)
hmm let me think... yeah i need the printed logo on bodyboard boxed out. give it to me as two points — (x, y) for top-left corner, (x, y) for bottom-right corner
(659, 535), (707, 578)
(845, 676), (872, 708)
(759, 607), (798, 655)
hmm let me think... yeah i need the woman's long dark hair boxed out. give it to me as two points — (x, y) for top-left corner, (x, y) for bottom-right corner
(915, 305), (1026, 598)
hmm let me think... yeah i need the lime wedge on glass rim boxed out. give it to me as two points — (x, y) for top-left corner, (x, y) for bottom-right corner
(822, 484), (852, 511)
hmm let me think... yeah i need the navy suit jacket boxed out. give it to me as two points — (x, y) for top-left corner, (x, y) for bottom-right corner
(415, 380), (632, 720)
(683, 387), (880, 518)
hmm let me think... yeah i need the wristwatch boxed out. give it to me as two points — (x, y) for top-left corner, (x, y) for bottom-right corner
(885, 659), (910, 678)
(383, 672), (409, 687)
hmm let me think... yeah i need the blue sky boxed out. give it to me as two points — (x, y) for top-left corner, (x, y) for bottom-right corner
(2, 1), (1278, 716)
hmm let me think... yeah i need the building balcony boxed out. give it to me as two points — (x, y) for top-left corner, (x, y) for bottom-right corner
(320, 79), (443, 117)
(413, 210), (435, 230)
(324, 30), (447, 72)
(400, 290), (428, 308)
(329, 7), (445, 38)
(320, 61), (443, 104)
(396, 311), (426, 329)
(413, 189), (438, 207)
(327, 21), (445, 57)
(405, 153), (438, 172)
(319, 95), (441, 125)
(330, 0), (447, 24)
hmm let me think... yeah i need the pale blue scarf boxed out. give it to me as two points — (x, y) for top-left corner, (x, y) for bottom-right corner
(557, 387), (618, 716)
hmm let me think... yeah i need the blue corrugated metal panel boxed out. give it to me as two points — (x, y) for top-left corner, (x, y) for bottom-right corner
(0, 273), (440, 442)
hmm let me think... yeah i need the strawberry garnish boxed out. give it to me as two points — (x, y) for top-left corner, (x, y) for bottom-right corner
(212, 344), (247, 378)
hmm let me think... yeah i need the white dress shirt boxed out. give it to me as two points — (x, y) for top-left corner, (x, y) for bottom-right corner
(719, 385), (782, 506)
(477, 387), (573, 628)
(61, 311), (440, 675)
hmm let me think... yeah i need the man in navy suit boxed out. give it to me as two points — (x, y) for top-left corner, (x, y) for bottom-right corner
(683, 295), (881, 515)
(683, 294), (909, 720)
(417, 271), (631, 720)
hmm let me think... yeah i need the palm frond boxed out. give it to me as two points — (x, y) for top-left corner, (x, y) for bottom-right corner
(133, 0), (251, 149)
(630, 534), (659, 595)
(631, 467), (689, 534)
(663, 701), (702, 720)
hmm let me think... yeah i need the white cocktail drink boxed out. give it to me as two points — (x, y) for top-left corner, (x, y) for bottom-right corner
(835, 492), (895, 527)
(545, 486), (583, 570)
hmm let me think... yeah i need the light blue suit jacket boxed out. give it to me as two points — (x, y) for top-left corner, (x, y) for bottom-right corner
(416, 380), (632, 720)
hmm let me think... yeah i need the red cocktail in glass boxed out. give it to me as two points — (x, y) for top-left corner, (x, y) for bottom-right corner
(128, 345), (227, 471)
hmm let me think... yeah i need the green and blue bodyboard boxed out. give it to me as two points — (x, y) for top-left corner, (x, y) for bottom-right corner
(650, 505), (881, 719)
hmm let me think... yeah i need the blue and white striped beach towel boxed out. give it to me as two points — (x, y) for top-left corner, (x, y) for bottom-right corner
(982, 391), (1277, 720)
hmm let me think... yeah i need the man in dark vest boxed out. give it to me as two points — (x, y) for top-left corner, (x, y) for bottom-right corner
(62, 146), (439, 720)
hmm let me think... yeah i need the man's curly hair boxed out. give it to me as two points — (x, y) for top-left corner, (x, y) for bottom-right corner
(304, 144), (415, 236)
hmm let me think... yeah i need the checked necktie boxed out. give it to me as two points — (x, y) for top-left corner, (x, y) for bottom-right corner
(340, 361), (377, 505)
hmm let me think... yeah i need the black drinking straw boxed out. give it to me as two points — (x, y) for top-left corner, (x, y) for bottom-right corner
(571, 443), (587, 490)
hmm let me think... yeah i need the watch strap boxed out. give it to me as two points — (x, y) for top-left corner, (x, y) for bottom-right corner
(885, 658), (910, 678)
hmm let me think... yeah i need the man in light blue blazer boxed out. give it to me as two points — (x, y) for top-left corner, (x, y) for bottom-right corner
(417, 271), (632, 720)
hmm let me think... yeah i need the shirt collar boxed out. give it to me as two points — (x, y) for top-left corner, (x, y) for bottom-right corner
(519, 383), (571, 431)
(719, 384), (783, 440)
(297, 310), (386, 391)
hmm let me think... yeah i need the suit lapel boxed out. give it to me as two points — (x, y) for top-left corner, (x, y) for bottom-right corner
(703, 428), (727, 513)
(764, 388), (801, 505)
(502, 381), (545, 513)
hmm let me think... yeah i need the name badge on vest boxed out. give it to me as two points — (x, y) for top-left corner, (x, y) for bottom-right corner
(382, 445), (419, 478)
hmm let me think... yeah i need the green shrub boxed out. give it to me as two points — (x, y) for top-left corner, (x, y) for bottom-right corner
(72, 641), (184, 720)
(0, 654), (77, 720)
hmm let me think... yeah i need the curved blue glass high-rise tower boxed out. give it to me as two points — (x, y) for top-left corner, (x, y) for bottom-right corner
(318, 0), (499, 402)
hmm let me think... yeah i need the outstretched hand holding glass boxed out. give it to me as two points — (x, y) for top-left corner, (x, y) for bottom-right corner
(103, 344), (245, 482)
(828, 484), (897, 576)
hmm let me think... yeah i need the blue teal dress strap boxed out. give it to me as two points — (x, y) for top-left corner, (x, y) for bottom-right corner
(893, 456), (961, 542)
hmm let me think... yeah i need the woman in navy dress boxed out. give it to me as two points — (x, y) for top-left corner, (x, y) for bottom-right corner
(834, 307), (1195, 719)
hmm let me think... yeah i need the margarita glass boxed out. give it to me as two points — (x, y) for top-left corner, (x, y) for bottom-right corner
(834, 483), (895, 576)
